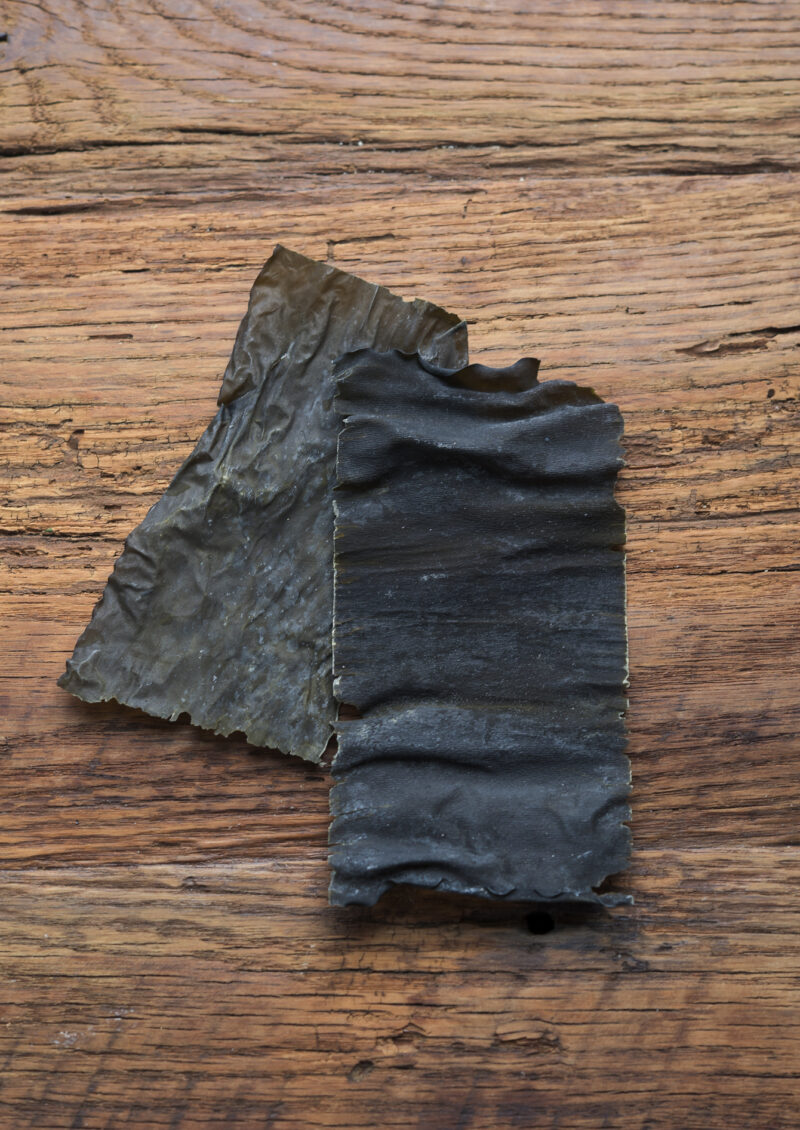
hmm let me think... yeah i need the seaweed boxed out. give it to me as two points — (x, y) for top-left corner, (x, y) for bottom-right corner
(329, 350), (630, 905)
(59, 248), (467, 761)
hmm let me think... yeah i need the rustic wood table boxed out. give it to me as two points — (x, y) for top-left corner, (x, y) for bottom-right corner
(2, 2), (799, 1127)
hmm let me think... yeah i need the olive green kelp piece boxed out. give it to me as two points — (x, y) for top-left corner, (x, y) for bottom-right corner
(330, 350), (630, 905)
(59, 247), (468, 761)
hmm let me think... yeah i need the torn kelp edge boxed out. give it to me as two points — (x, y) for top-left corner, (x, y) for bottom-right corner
(59, 249), (468, 761)
(329, 349), (630, 905)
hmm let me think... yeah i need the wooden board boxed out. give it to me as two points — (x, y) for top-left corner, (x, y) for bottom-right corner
(1, 1), (798, 1126)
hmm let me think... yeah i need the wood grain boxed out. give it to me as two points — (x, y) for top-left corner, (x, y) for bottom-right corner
(1, 851), (799, 1129)
(1, 1), (799, 1127)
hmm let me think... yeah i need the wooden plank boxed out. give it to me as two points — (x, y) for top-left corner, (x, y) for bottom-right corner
(2, 0), (799, 174)
(3, 175), (798, 539)
(2, 568), (798, 864)
(0, 850), (798, 1129)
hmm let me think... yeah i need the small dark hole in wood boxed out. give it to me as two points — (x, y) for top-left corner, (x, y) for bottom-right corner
(767, 387), (775, 398)
(526, 910), (555, 935)
(347, 1059), (374, 1082)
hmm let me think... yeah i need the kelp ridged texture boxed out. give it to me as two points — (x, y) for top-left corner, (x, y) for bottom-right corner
(330, 351), (630, 906)
(59, 248), (468, 761)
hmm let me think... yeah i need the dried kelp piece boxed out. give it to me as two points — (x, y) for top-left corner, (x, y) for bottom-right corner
(329, 351), (630, 906)
(59, 248), (468, 761)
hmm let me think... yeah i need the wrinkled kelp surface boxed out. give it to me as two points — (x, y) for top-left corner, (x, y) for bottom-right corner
(330, 350), (630, 905)
(59, 248), (468, 761)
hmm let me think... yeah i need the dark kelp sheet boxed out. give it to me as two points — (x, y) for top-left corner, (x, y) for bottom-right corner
(59, 248), (467, 761)
(330, 351), (630, 905)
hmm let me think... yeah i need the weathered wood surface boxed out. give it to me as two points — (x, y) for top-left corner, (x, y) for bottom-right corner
(1, 1), (798, 1127)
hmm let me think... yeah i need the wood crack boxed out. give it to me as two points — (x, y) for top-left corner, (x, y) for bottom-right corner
(678, 322), (800, 357)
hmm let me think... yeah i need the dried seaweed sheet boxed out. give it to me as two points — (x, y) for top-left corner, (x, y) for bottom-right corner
(329, 351), (630, 905)
(59, 248), (467, 761)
